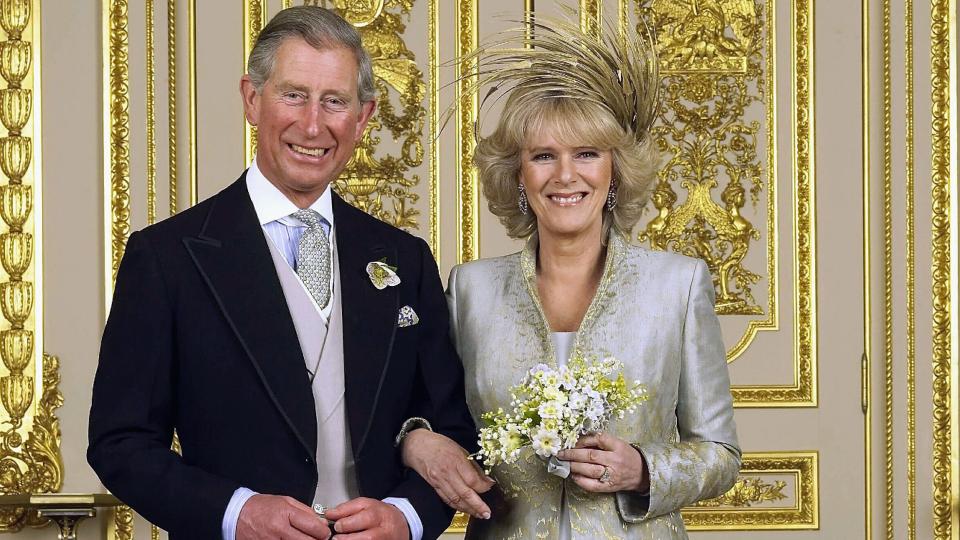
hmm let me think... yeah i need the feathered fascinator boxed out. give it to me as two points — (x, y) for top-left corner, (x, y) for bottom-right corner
(445, 6), (660, 143)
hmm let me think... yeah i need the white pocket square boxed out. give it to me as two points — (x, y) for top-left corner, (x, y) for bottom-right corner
(398, 305), (419, 327)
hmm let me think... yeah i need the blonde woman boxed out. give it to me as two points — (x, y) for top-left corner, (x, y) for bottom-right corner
(400, 15), (740, 539)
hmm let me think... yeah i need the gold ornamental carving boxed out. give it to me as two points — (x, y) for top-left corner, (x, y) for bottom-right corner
(0, 0), (64, 532)
(637, 0), (768, 318)
(105, 0), (131, 286)
(629, 0), (817, 407)
(326, 0), (425, 230)
(682, 452), (818, 530)
(693, 476), (786, 507)
(929, 0), (955, 537)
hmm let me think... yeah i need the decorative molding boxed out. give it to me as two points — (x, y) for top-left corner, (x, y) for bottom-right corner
(0, 4), (61, 531)
(456, 0), (478, 264)
(861, 0), (873, 536)
(146, 0), (156, 224)
(929, 0), (957, 536)
(428, 0), (438, 255)
(242, 0), (264, 166)
(728, 0), (816, 407)
(167, 0), (177, 215)
(903, 0), (917, 537)
(882, 0), (894, 535)
(107, 505), (134, 540)
(102, 0), (133, 534)
(102, 0), (131, 308)
(187, 0), (196, 206)
(683, 452), (819, 530)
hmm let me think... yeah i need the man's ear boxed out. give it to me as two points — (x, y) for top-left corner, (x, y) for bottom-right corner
(239, 75), (260, 126)
(353, 100), (377, 141)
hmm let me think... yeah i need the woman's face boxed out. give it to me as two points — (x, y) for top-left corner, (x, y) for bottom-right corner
(519, 127), (613, 241)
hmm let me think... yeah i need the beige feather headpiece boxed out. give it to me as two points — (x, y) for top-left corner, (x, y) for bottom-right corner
(446, 6), (660, 143)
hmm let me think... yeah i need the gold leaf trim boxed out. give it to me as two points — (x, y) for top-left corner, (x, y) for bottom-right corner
(242, 0), (264, 166)
(929, 0), (956, 537)
(166, 0), (177, 215)
(0, 0), (62, 531)
(728, 0), (816, 407)
(103, 0), (131, 302)
(456, 0), (478, 264)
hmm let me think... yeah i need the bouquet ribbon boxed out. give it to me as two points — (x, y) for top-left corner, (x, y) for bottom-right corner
(547, 456), (571, 479)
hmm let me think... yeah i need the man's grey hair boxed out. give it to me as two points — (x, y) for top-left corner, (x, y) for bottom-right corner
(247, 6), (376, 103)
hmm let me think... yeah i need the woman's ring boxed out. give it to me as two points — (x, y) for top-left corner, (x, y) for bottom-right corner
(598, 466), (611, 483)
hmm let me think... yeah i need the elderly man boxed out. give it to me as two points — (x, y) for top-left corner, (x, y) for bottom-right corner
(88, 6), (478, 540)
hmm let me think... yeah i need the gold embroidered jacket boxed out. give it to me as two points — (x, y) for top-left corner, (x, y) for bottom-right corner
(447, 234), (741, 539)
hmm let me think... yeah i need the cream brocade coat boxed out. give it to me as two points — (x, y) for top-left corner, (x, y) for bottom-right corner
(447, 234), (742, 539)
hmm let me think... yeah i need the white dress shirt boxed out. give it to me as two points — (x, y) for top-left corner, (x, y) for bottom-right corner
(221, 158), (422, 540)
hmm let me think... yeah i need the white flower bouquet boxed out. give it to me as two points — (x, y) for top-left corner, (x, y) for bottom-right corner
(475, 355), (647, 476)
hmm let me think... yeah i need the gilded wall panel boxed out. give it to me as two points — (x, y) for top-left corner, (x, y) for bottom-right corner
(0, 0), (63, 532)
(628, 0), (816, 407)
(682, 452), (819, 530)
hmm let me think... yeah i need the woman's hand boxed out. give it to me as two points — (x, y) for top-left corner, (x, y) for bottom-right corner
(400, 429), (496, 519)
(558, 432), (650, 494)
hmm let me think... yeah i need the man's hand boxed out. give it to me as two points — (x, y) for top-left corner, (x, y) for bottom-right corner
(325, 497), (408, 540)
(400, 429), (495, 519)
(236, 494), (331, 540)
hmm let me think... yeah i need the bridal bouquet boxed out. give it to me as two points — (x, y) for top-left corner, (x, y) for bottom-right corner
(475, 355), (647, 475)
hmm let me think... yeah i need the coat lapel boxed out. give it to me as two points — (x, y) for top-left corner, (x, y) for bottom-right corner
(333, 194), (399, 458)
(183, 176), (317, 458)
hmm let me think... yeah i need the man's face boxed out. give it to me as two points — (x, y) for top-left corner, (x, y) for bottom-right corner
(240, 38), (375, 205)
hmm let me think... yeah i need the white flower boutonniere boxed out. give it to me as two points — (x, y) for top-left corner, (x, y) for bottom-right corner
(366, 258), (400, 290)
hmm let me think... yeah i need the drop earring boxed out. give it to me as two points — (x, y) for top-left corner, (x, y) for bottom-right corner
(518, 183), (529, 214)
(606, 181), (618, 210)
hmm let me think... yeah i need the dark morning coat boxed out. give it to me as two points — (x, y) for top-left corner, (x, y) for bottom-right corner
(87, 175), (476, 539)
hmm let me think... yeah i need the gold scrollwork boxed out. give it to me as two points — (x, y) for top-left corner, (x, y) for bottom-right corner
(929, 0), (955, 537)
(0, 0), (62, 532)
(683, 452), (818, 530)
(456, 0), (477, 264)
(103, 0), (133, 533)
(637, 0), (768, 319)
(108, 504), (134, 540)
(242, 0), (264, 166)
(328, 0), (425, 230)
(693, 476), (786, 507)
(104, 0), (131, 288)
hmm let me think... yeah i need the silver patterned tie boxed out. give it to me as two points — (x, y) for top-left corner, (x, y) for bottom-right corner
(293, 209), (331, 309)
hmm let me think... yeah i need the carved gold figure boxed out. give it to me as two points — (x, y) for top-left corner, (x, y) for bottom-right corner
(637, 0), (766, 315)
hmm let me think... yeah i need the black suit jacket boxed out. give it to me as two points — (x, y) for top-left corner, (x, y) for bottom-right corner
(87, 175), (476, 539)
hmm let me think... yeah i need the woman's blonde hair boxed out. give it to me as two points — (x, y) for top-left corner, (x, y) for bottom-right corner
(475, 89), (659, 239)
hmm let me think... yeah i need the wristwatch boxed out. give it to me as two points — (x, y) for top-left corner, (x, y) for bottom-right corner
(394, 416), (433, 447)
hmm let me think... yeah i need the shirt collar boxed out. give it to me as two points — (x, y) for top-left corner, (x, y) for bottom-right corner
(245, 157), (335, 228)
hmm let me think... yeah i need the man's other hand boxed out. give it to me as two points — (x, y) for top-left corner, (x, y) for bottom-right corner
(237, 494), (331, 540)
(325, 497), (408, 540)
(401, 429), (494, 519)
